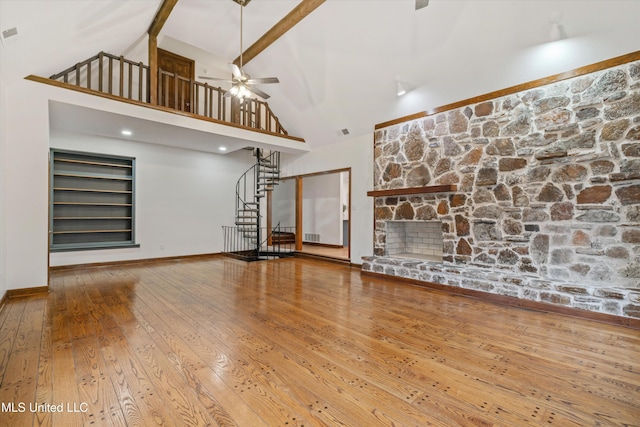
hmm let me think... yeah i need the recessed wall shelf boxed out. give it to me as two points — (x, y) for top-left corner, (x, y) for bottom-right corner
(366, 184), (457, 197)
(50, 150), (136, 251)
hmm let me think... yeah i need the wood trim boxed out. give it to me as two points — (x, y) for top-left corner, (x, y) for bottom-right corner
(295, 177), (303, 251)
(375, 50), (640, 130)
(4, 286), (49, 300)
(302, 242), (344, 249)
(282, 168), (352, 256)
(280, 167), (351, 181)
(234, 0), (326, 67)
(294, 251), (356, 267)
(49, 253), (224, 272)
(149, 35), (158, 105)
(375, 111), (428, 130)
(367, 184), (457, 197)
(25, 75), (306, 143)
(147, 0), (181, 107)
(1, 287), (49, 313)
(361, 270), (640, 330)
(148, 0), (179, 36)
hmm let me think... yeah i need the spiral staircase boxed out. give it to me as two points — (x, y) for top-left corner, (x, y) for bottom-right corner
(222, 148), (295, 261)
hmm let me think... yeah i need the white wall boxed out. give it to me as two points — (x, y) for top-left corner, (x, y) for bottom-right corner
(1, 77), (255, 290)
(3, 79), (50, 291)
(303, 173), (342, 246)
(0, 75), (7, 298)
(272, 178), (296, 229)
(341, 171), (349, 221)
(50, 130), (250, 266)
(280, 134), (374, 264)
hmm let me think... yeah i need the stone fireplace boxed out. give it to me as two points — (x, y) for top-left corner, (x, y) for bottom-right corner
(363, 56), (640, 320)
(385, 220), (443, 262)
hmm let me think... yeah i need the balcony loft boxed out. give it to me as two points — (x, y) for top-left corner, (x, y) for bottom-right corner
(26, 51), (307, 154)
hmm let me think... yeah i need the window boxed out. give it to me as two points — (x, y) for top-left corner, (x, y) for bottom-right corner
(50, 149), (137, 251)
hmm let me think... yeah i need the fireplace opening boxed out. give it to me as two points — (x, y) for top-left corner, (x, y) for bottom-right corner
(385, 220), (443, 262)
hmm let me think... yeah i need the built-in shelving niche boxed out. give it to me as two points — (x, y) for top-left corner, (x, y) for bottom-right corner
(50, 150), (136, 251)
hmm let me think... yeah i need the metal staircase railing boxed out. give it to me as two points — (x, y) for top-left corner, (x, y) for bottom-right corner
(223, 149), (294, 261)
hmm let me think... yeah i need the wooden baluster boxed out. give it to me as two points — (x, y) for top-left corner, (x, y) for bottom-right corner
(157, 71), (162, 106)
(87, 61), (92, 90)
(174, 75), (179, 110)
(119, 56), (124, 97)
(127, 62), (132, 99)
(163, 72), (168, 107)
(220, 91), (225, 121)
(108, 57), (113, 95)
(266, 109), (272, 133)
(138, 62), (144, 102)
(98, 53), (104, 92)
(165, 73), (169, 107)
(193, 82), (199, 115)
(203, 84), (209, 118)
(190, 79), (195, 113)
(146, 65), (150, 103)
(256, 102), (262, 130)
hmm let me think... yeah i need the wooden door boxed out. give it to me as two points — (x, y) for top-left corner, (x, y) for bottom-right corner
(158, 48), (195, 112)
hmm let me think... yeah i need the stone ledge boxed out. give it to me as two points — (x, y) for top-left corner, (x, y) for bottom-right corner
(361, 255), (638, 320)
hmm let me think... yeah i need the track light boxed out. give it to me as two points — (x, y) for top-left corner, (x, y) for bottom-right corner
(549, 12), (568, 41)
(396, 80), (409, 97)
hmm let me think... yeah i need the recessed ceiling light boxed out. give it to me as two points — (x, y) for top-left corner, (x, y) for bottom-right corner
(121, 130), (132, 136)
(219, 146), (227, 151)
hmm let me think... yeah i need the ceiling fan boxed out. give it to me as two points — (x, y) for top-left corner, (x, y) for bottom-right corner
(199, 0), (279, 100)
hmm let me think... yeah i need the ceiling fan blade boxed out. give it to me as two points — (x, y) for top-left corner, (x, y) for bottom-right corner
(247, 86), (271, 99)
(246, 77), (280, 85)
(199, 76), (232, 82)
(229, 64), (243, 79)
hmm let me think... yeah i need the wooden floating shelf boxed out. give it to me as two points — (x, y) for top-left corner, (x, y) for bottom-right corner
(52, 229), (132, 235)
(55, 158), (133, 168)
(367, 185), (458, 197)
(53, 202), (132, 206)
(54, 217), (132, 220)
(54, 172), (132, 181)
(54, 187), (132, 194)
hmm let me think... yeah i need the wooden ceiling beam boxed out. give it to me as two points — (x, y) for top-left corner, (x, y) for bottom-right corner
(149, 0), (179, 36)
(148, 0), (178, 105)
(233, 0), (325, 67)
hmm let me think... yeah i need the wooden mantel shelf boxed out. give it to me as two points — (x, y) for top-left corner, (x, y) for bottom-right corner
(367, 185), (458, 197)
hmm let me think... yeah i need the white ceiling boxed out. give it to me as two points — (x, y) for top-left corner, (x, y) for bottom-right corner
(1, 0), (639, 149)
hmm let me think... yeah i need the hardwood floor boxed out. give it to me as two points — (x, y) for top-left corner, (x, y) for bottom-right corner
(300, 244), (349, 261)
(1, 257), (639, 426)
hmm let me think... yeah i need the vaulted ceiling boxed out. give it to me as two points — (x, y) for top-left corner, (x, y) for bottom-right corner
(1, 0), (639, 149)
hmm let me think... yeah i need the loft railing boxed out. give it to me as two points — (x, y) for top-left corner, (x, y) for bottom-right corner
(50, 52), (150, 102)
(49, 51), (289, 136)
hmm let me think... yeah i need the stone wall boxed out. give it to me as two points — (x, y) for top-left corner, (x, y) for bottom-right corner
(363, 59), (640, 319)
